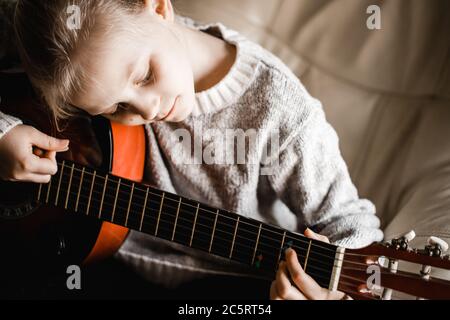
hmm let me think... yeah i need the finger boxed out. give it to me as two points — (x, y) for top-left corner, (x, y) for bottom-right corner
(27, 155), (58, 175)
(270, 281), (282, 300)
(275, 261), (307, 300)
(304, 228), (330, 243)
(285, 248), (326, 300)
(30, 128), (69, 152)
(47, 151), (57, 161)
(22, 173), (52, 184)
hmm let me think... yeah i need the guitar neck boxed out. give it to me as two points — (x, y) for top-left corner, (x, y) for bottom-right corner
(36, 160), (344, 289)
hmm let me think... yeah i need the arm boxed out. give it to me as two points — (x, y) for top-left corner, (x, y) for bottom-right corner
(266, 84), (383, 249)
(0, 1), (71, 183)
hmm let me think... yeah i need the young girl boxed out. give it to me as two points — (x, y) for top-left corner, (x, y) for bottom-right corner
(2, 0), (384, 299)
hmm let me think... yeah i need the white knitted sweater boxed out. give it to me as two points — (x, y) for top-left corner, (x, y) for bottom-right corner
(0, 16), (383, 288)
(113, 17), (384, 288)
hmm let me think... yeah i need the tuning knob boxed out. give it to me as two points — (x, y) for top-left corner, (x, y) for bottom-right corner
(390, 230), (416, 250)
(403, 230), (416, 242)
(427, 236), (449, 257)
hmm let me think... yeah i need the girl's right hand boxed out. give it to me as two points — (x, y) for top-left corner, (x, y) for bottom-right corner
(0, 125), (69, 183)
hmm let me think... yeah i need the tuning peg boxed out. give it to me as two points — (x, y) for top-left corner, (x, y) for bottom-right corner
(403, 230), (416, 242)
(423, 236), (449, 258)
(389, 230), (416, 251)
(428, 236), (449, 252)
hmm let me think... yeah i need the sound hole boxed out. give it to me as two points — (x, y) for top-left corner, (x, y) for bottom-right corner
(0, 181), (40, 219)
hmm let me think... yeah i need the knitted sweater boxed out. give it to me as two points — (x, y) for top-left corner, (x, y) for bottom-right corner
(113, 16), (383, 287)
(0, 3), (383, 287)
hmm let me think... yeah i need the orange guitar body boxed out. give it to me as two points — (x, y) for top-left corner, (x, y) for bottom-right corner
(83, 122), (146, 265)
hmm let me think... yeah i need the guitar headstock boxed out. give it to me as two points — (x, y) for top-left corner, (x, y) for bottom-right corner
(339, 231), (450, 300)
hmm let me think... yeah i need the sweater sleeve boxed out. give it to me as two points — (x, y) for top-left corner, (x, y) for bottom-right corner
(0, 110), (22, 139)
(265, 81), (383, 249)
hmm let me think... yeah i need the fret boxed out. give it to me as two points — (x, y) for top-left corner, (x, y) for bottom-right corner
(54, 161), (65, 206)
(125, 183), (135, 227)
(86, 170), (96, 216)
(45, 177), (51, 203)
(37, 184), (43, 202)
(304, 240), (312, 271)
(98, 174), (109, 219)
(64, 163), (75, 209)
(277, 231), (287, 264)
(171, 198), (198, 247)
(229, 216), (240, 259)
(209, 210), (219, 253)
(158, 195), (180, 241)
(154, 192), (165, 236)
(230, 216), (259, 265)
(139, 187), (149, 231)
(75, 167), (85, 212)
(189, 203), (216, 252)
(189, 203), (200, 247)
(252, 223), (263, 266)
(111, 178), (121, 222)
(257, 225), (285, 273)
(285, 233), (336, 288)
(329, 247), (345, 291)
(210, 210), (237, 258)
(171, 197), (182, 241)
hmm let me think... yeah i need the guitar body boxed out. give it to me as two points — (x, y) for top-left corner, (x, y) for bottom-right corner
(0, 72), (146, 277)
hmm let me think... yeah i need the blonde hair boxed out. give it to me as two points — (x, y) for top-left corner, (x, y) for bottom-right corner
(14, 0), (149, 121)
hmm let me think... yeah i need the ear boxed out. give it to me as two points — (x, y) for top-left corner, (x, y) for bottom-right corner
(143, 0), (175, 22)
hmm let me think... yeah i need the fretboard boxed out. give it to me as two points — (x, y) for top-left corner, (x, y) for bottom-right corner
(36, 160), (343, 289)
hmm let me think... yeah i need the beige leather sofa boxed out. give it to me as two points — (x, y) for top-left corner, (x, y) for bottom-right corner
(173, 0), (450, 285)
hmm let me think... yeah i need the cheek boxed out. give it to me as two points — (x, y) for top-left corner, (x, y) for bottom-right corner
(157, 53), (194, 93)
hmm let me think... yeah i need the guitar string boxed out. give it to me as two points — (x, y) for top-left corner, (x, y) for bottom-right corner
(52, 163), (338, 257)
(47, 185), (343, 278)
(62, 180), (340, 266)
(53, 163), (446, 272)
(44, 179), (436, 288)
(39, 166), (432, 296)
(50, 164), (436, 270)
(55, 163), (340, 254)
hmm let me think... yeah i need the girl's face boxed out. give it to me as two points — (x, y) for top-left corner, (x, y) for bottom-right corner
(71, 9), (196, 125)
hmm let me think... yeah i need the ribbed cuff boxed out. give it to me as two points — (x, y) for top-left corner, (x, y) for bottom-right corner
(0, 111), (22, 139)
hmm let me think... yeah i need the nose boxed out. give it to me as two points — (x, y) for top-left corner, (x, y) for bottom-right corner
(130, 95), (160, 121)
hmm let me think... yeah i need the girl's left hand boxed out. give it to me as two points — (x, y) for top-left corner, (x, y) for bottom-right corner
(270, 228), (351, 300)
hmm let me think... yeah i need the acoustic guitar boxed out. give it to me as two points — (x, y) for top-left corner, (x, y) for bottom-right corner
(1, 72), (450, 300)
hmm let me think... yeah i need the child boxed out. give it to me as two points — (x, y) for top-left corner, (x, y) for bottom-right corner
(3, 0), (383, 299)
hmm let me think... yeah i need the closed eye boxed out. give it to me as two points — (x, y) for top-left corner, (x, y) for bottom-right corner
(136, 66), (154, 87)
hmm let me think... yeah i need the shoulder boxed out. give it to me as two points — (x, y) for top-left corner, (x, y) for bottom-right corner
(179, 15), (326, 131)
